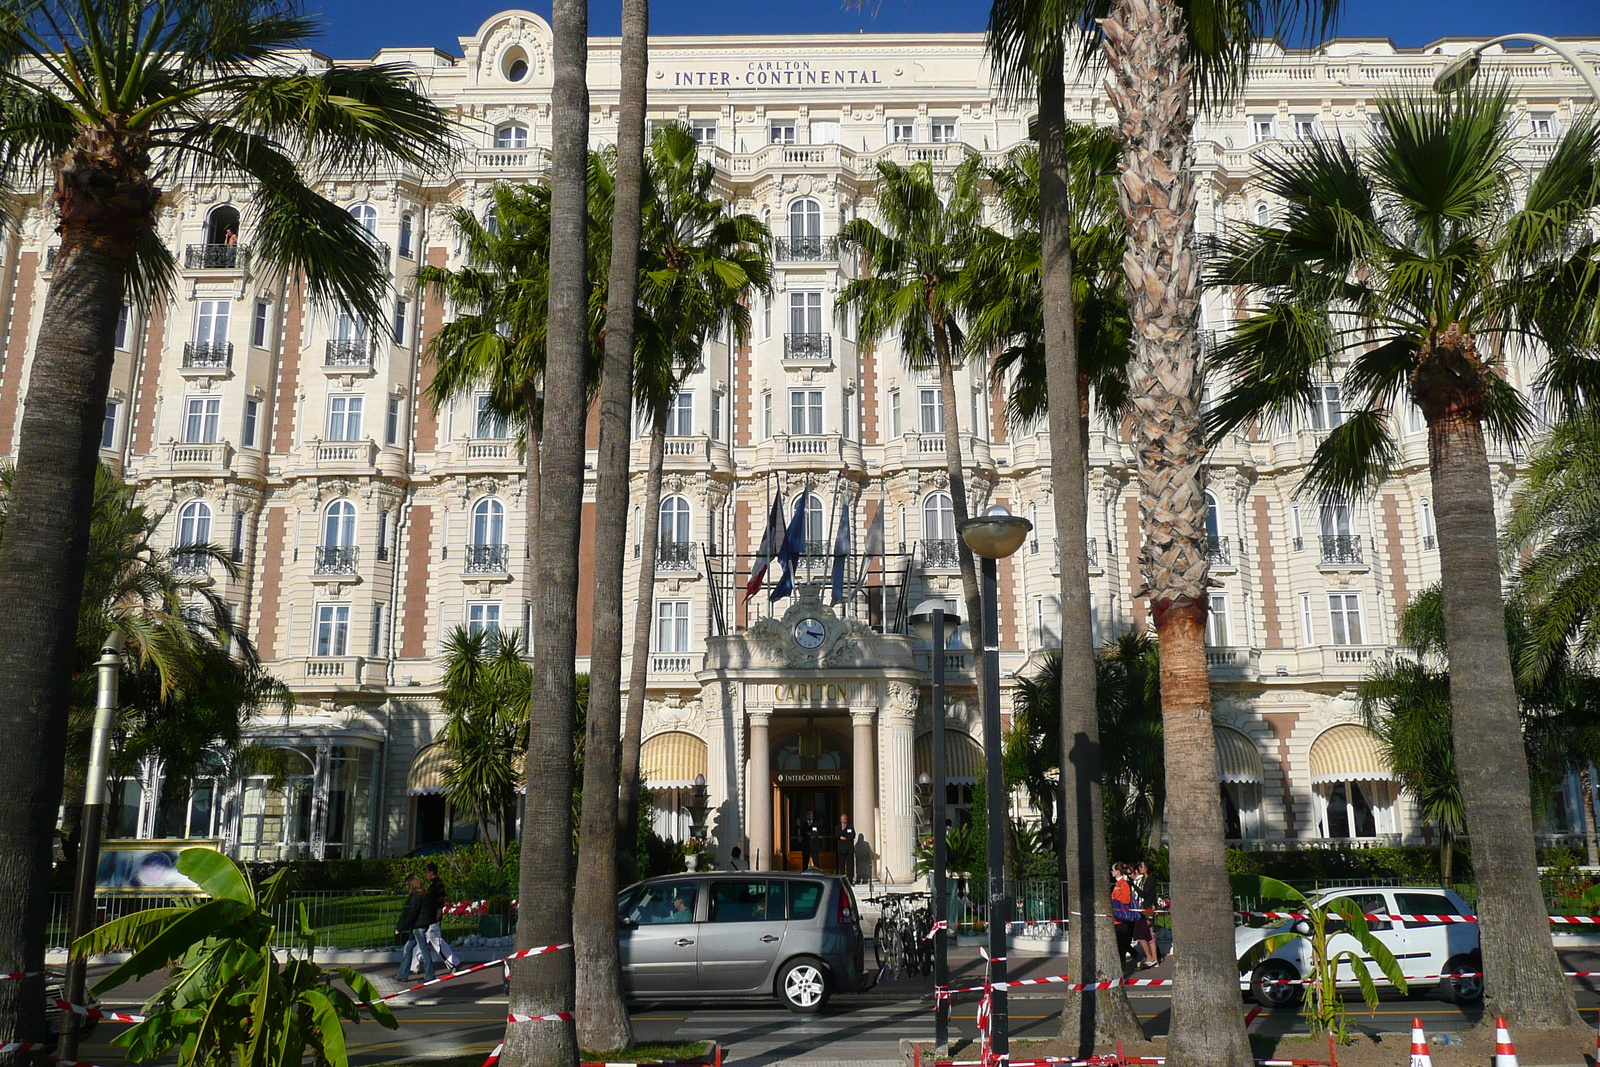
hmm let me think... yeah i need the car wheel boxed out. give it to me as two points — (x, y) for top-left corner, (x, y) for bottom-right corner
(1251, 960), (1301, 1009)
(777, 957), (831, 1014)
(1439, 954), (1483, 1005)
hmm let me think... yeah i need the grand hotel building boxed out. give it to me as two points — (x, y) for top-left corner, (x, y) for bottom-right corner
(4, 13), (1596, 880)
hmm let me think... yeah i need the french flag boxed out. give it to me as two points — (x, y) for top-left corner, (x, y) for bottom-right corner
(744, 492), (786, 602)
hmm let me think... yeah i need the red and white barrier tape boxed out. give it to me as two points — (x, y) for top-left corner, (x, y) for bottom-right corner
(0, 973), (42, 982)
(925, 920), (950, 939)
(54, 1001), (144, 1023)
(481, 1042), (504, 1067)
(507, 1011), (575, 1023)
(0, 1042), (48, 1054)
(372, 941), (571, 1002)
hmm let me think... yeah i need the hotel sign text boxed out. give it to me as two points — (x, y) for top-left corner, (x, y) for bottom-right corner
(666, 59), (886, 89)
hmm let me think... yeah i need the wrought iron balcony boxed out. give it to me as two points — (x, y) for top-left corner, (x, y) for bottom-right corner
(325, 339), (375, 368)
(314, 545), (359, 575)
(921, 538), (960, 569)
(783, 332), (831, 361)
(183, 341), (233, 369)
(1319, 534), (1363, 565)
(45, 246), (59, 270)
(656, 541), (696, 571)
(1423, 535), (1437, 550)
(1204, 535), (1232, 565)
(465, 543), (509, 573)
(1086, 537), (1098, 567)
(774, 236), (836, 261)
(172, 548), (212, 577)
(184, 243), (250, 270)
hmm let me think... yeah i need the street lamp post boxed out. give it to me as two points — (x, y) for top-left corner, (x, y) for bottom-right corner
(911, 599), (961, 1055)
(61, 631), (125, 1063)
(956, 506), (1031, 1062)
(1434, 35), (1600, 101)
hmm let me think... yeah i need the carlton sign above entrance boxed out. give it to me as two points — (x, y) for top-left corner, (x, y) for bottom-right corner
(659, 59), (889, 89)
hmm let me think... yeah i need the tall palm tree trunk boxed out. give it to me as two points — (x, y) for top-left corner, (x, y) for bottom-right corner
(931, 323), (986, 711)
(1422, 354), (1579, 1030)
(505, 0), (588, 1059)
(574, 0), (648, 1048)
(1102, 1), (1250, 1063)
(619, 424), (667, 878)
(1037, 55), (1142, 1051)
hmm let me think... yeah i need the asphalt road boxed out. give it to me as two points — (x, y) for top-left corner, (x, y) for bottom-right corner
(68, 949), (1600, 1067)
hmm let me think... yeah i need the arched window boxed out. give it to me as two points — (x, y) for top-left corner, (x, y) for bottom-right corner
(1204, 491), (1221, 541)
(177, 500), (212, 547)
(204, 205), (240, 247)
(484, 206), (500, 238)
(399, 213), (414, 259)
(322, 499), (357, 548)
(923, 492), (955, 541)
(349, 203), (378, 234)
(788, 197), (821, 239)
(1253, 201), (1271, 227)
(494, 123), (529, 149)
(659, 495), (691, 545)
(471, 498), (505, 547)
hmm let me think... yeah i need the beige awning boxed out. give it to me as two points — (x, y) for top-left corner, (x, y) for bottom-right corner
(1308, 724), (1393, 785)
(914, 731), (984, 784)
(407, 744), (451, 795)
(1215, 727), (1264, 784)
(642, 731), (707, 787)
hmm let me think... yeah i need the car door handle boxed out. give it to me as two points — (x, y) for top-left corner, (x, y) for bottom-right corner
(675, 938), (695, 947)
(760, 935), (781, 943)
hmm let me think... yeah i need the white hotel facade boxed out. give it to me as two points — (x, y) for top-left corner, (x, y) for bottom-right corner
(4, 12), (1596, 879)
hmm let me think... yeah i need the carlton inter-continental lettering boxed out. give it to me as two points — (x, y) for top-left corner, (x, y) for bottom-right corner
(669, 60), (885, 88)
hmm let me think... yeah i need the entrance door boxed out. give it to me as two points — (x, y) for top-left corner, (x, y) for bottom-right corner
(781, 787), (841, 873)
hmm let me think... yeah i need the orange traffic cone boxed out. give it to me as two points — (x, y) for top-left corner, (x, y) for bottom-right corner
(1494, 1016), (1519, 1067)
(1408, 1018), (1432, 1067)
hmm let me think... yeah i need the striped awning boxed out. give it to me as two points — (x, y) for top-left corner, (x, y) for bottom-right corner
(914, 731), (985, 784)
(642, 731), (707, 787)
(1215, 727), (1264, 784)
(1308, 724), (1393, 785)
(407, 744), (451, 796)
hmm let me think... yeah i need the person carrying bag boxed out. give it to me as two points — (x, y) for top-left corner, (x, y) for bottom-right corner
(395, 876), (436, 982)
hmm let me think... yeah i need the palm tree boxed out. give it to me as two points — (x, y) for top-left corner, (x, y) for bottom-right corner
(616, 125), (771, 872)
(1207, 83), (1597, 1030)
(505, 0), (589, 1055)
(576, 0), (649, 1044)
(438, 627), (531, 868)
(837, 160), (989, 690)
(0, 1), (452, 1043)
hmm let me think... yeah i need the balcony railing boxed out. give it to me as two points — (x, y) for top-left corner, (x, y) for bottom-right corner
(313, 545), (359, 575)
(1319, 534), (1363, 565)
(183, 341), (233, 369)
(783, 333), (831, 361)
(171, 548), (212, 577)
(465, 543), (509, 573)
(921, 538), (960, 569)
(1423, 535), (1437, 550)
(325, 339), (375, 368)
(650, 654), (696, 674)
(656, 541), (696, 571)
(184, 244), (250, 270)
(775, 236), (836, 261)
(1204, 536), (1232, 565)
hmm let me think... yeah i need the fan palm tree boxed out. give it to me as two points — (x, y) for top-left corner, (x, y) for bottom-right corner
(1206, 83), (1600, 1030)
(837, 159), (989, 689)
(439, 627), (532, 869)
(617, 125), (772, 879)
(0, 0), (452, 1044)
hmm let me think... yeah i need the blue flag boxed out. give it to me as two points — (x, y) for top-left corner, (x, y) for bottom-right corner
(830, 499), (852, 604)
(771, 496), (809, 601)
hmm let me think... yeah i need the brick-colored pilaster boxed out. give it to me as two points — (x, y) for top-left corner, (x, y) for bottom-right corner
(1381, 494), (1410, 623)
(1252, 496), (1284, 648)
(400, 505), (434, 659)
(0, 252), (39, 453)
(254, 507), (288, 660)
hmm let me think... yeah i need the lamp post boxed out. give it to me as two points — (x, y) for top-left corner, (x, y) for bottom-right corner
(956, 506), (1031, 1062)
(62, 630), (125, 1063)
(1434, 35), (1600, 101)
(910, 599), (960, 1055)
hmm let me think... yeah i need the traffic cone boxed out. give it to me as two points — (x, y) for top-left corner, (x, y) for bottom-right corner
(1494, 1016), (1519, 1067)
(1408, 1018), (1432, 1067)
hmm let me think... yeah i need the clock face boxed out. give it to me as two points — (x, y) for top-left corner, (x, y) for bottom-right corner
(793, 617), (826, 649)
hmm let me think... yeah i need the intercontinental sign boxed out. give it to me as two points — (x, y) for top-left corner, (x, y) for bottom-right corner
(661, 58), (888, 89)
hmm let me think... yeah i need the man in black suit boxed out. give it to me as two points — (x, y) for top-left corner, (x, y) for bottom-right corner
(835, 813), (855, 882)
(798, 810), (820, 871)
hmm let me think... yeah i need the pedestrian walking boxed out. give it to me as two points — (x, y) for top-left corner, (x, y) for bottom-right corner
(395, 876), (435, 982)
(799, 810), (820, 871)
(1111, 863), (1139, 965)
(835, 813), (855, 882)
(1130, 860), (1159, 968)
(410, 861), (461, 975)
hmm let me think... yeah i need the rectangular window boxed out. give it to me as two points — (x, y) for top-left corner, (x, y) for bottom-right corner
(919, 388), (943, 435)
(392, 297), (408, 345)
(1293, 115), (1317, 140)
(1291, 504), (1303, 548)
(195, 299), (230, 343)
(100, 400), (120, 450)
(1032, 596), (1060, 648)
(315, 603), (350, 657)
(890, 119), (915, 143)
(251, 301), (270, 348)
(690, 120), (718, 146)
(184, 396), (221, 444)
(1403, 401), (1425, 435)
(241, 398), (260, 448)
(655, 599), (690, 652)
(1251, 116), (1275, 143)
(809, 120), (840, 144)
(761, 294), (772, 340)
(1530, 112), (1556, 138)
(327, 395), (363, 441)
(114, 305), (131, 350)
(1206, 594), (1232, 646)
(711, 392), (722, 441)
(386, 396), (402, 445)
(1328, 593), (1364, 646)
(1309, 383), (1343, 431)
(475, 394), (507, 438)
(1320, 501), (1352, 538)
(789, 389), (823, 435)
(769, 123), (796, 145)
(1300, 593), (1316, 644)
(370, 602), (387, 657)
(467, 602), (501, 637)
(399, 214), (414, 259)
(668, 391), (694, 436)
(1420, 499), (1436, 547)
(929, 120), (957, 143)
(761, 390), (773, 440)
(377, 510), (390, 560)
(231, 513), (246, 562)
(788, 291), (822, 335)
(888, 388), (902, 438)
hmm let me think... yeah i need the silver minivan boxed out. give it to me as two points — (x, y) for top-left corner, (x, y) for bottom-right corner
(617, 871), (868, 1013)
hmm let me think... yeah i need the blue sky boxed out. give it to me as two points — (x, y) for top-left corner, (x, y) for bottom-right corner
(311, 0), (1600, 57)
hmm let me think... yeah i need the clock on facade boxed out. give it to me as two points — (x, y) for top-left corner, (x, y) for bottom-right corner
(793, 617), (826, 649)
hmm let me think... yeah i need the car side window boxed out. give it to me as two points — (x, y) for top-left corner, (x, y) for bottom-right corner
(790, 880), (825, 921)
(1396, 892), (1459, 930)
(1335, 893), (1391, 932)
(708, 881), (779, 923)
(628, 883), (697, 925)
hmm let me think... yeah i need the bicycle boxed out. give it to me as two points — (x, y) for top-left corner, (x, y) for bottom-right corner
(867, 892), (931, 980)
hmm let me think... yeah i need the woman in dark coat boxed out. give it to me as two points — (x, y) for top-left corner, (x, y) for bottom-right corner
(395, 875), (436, 982)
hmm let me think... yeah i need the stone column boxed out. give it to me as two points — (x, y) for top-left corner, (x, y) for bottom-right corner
(851, 709), (876, 879)
(747, 710), (772, 871)
(879, 683), (918, 884)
